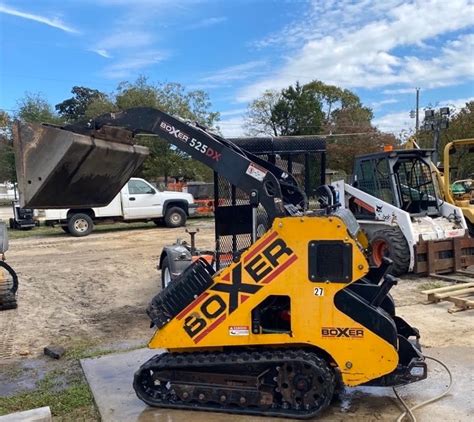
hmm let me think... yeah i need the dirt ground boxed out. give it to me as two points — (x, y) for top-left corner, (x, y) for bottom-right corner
(0, 220), (216, 359)
(1, 220), (472, 357)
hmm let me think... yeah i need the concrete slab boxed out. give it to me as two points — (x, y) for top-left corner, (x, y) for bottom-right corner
(0, 406), (51, 422)
(81, 346), (473, 422)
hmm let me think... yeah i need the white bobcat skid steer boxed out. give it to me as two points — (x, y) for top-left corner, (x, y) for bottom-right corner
(331, 149), (473, 275)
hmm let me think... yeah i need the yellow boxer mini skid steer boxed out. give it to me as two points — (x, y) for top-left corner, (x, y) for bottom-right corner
(13, 107), (427, 418)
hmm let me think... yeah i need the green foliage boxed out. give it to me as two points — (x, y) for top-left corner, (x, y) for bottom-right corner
(0, 111), (16, 182)
(244, 80), (396, 173)
(55, 86), (108, 122)
(16, 92), (63, 124)
(245, 90), (281, 136)
(91, 76), (219, 183)
(0, 139), (16, 183)
(416, 101), (474, 178)
(84, 96), (117, 119)
(271, 82), (324, 135)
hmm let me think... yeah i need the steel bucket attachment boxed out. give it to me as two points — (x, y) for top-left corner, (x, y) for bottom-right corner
(13, 121), (149, 209)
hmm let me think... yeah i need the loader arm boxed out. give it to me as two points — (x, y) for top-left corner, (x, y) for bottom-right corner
(14, 107), (306, 224)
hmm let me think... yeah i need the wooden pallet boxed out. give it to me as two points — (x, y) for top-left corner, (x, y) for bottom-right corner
(422, 282), (474, 313)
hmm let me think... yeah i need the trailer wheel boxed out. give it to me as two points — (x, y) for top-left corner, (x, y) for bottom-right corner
(370, 228), (410, 276)
(161, 256), (172, 290)
(67, 213), (93, 237)
(164, 207), (186, 228)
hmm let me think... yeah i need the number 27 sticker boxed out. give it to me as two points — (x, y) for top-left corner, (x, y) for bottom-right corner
(314, 287), (324, 296)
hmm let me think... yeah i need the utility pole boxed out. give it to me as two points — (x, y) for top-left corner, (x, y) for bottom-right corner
(415, 88), (420, 133)
(423, 106), (450, 165)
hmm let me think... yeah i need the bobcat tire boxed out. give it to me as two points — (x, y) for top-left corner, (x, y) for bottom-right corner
(370, 228), (410, 276)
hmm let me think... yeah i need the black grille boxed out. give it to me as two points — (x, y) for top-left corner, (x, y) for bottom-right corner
(147, 258), (215, 328)
(308, 241), (352, 282)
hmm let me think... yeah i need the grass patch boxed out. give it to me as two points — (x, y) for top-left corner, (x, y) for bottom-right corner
(418, 281), (445, 291)
(0, 370), (96, 418)
(7, 216), (213, 239)
(0, 339), (148, 418)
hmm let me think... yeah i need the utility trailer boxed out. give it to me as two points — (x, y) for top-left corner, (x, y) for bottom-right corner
(331, 149), (474, 275)
(158, 135), (328, 286)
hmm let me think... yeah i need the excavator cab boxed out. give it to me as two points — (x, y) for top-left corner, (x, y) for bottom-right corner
(353, 149), (442, 216)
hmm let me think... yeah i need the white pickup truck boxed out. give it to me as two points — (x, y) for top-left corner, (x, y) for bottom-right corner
(37, 177), (197, 237)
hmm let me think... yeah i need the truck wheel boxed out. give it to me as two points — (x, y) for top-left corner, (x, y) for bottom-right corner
(68, 213), (93, 237)
(369, 228), (410, 276)
(164, 207), (186, 228)
(161, 256), (172, 290)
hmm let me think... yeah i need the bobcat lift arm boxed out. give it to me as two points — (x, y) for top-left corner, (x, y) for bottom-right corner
(13, 107), (306, 225)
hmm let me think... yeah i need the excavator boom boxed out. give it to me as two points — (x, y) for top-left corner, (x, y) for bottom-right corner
(13, 107), (306, 223)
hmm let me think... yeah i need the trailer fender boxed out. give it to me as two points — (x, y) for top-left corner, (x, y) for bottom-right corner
(158, 244), (192, 281)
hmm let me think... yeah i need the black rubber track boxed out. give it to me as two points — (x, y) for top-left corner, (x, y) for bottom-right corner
(133, 349), (335, 419)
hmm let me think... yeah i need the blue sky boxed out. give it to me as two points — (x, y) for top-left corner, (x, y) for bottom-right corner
(0, 0), (473, 137)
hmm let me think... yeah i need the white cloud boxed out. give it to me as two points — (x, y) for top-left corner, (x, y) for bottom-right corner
(188, 16), (227, 30)
(438, 96), (474, 112)
(373, 110), (414, 135)
(371, 98), (398, 109)
(97, 30), (154, 51)
(202, 61), (266, 84)
(374, 96), (474, 134)
(218, 115), (246, 137)
(239, 0), (474, 102)
(0, 3), (79, 33)
(90, 48), (112, 58)
(382, 88), (419, 95)
(102, 51), (167, 79)
(95, 30), (164, 78)
(219, 108), (247, 117)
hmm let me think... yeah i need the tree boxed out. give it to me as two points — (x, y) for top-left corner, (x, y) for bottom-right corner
(55, 86), (107, 122)
(244, 80), (396, 173)
(417, 102), (474, 180)
(271, 82), (324, 136)
(244, 90), (282, 136)
(84, 76), (220, 184)
(304, 80), (361, 123)
(0, 111), (16, 183)
(16, 93), (63, 124)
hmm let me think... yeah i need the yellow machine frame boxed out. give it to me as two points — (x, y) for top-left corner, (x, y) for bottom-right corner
(442, 139), (474, 228)
(149, 215), (398, 386)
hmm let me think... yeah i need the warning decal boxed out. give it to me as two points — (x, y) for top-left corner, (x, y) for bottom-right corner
(229, 326), (250, 336)
(246, 163), (267, 181)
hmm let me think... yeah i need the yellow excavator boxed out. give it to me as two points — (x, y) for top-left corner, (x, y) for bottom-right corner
(13, 108), (427, 418)
(405, 137), (474, 236)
